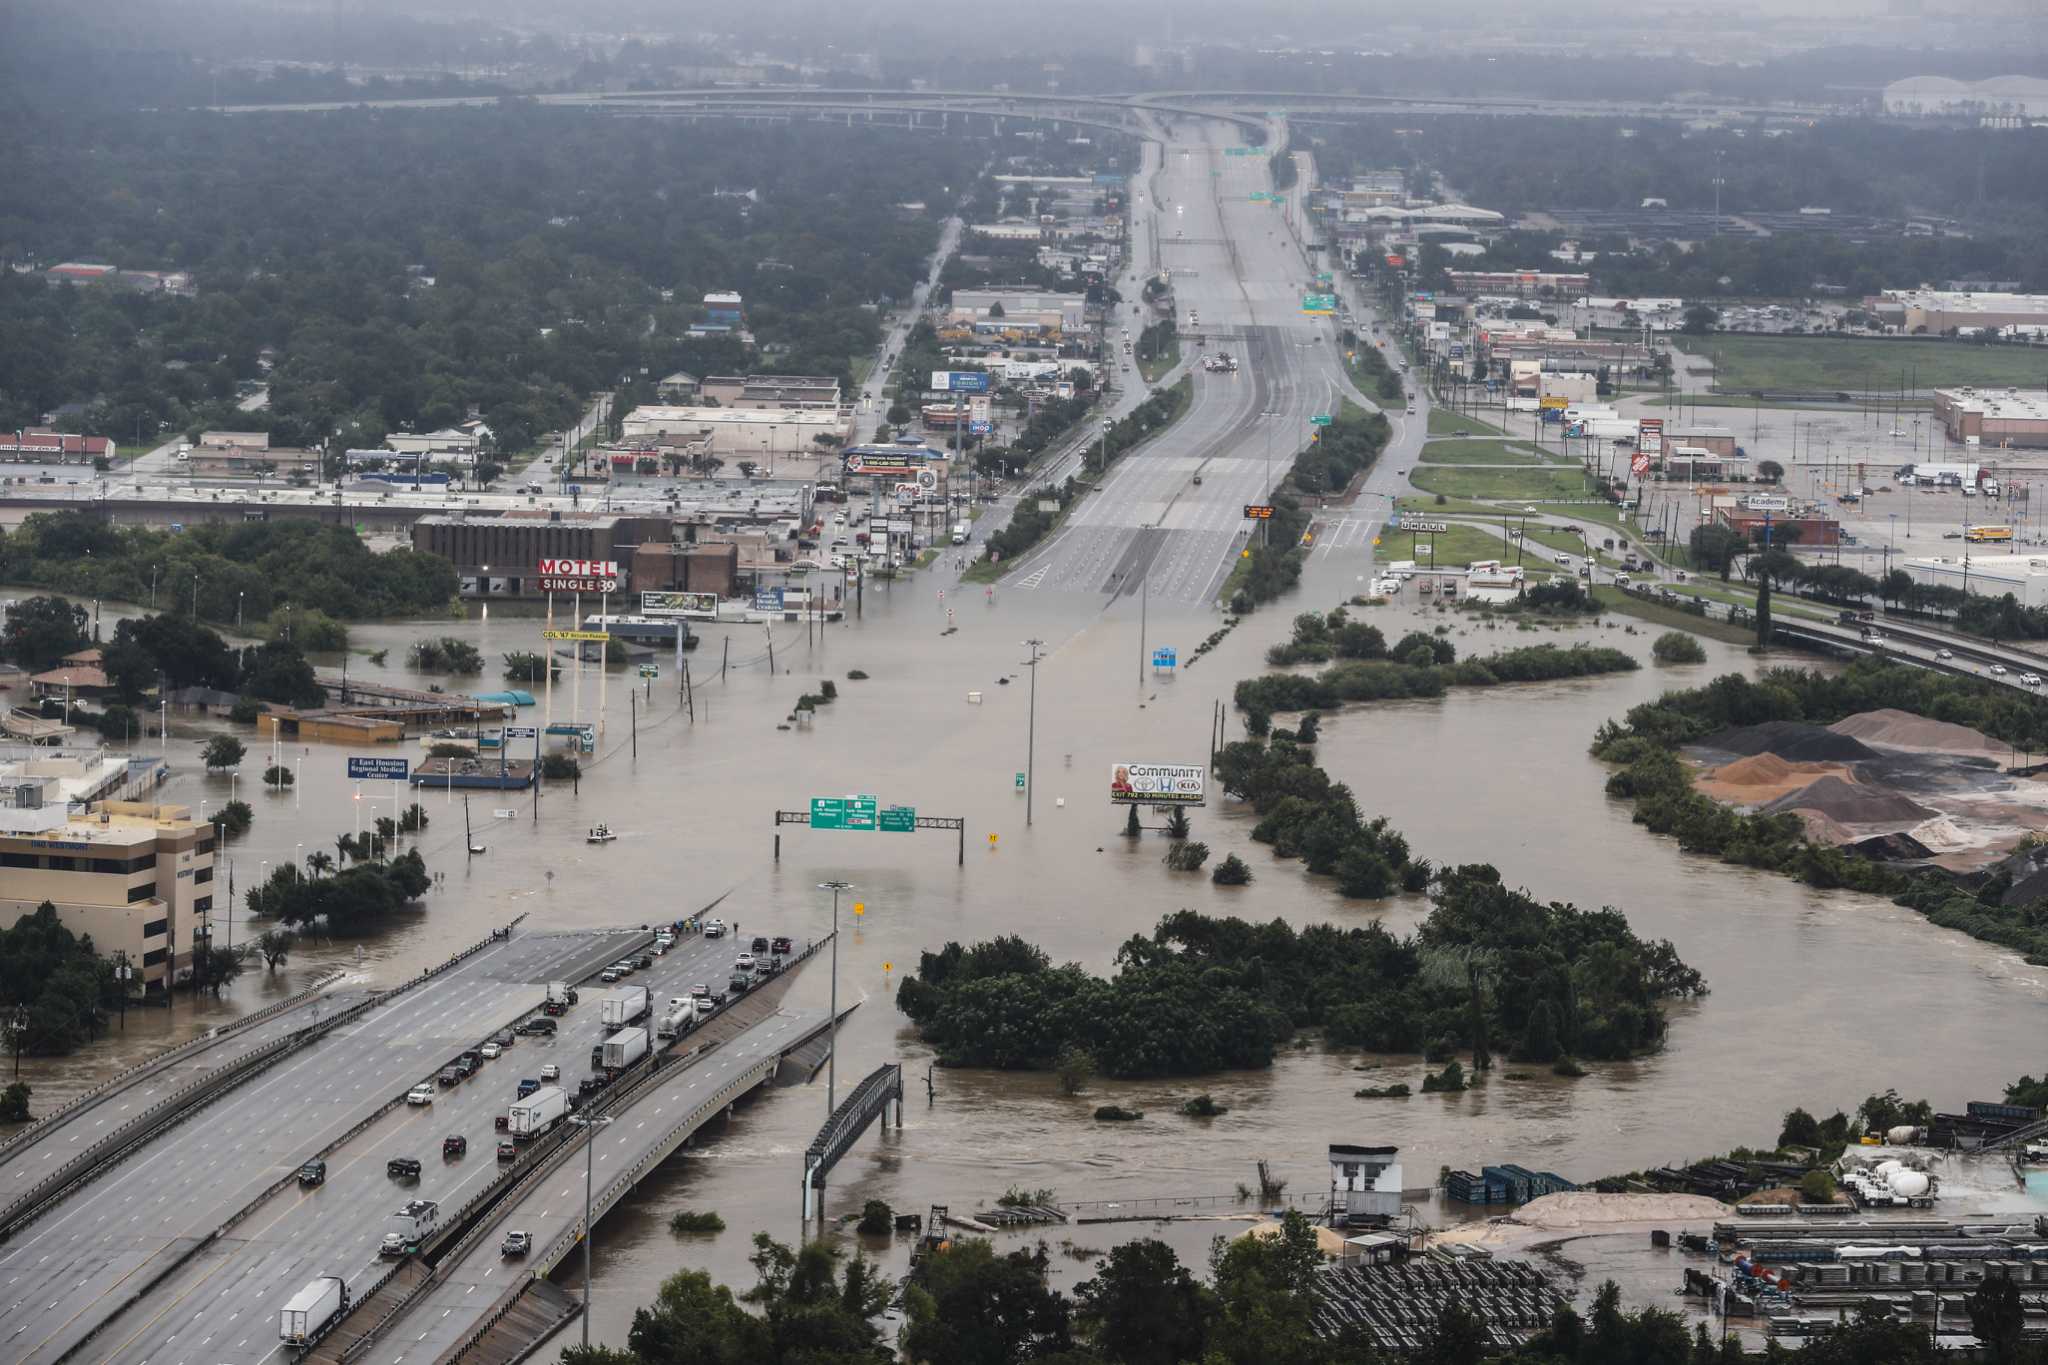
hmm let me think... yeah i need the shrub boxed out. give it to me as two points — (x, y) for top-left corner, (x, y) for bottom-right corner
(1650, 631), (1707, 664)
(540, 754), (581, 781)
(0, 1081), (28, 1122)
(1180, 1093), (1229, 1117)
(1354, 1083), (1411, 1099)
(1211, 853), (1253, 886)
(1163, 840), (1210, 872)
(263, 764), (295, 789)
(1420, 1061), (1467, 1093)
(228, 697), (263, 724)
(857, 1200), (893, 1235)
(847, 669), (869, 680)
(669, 1210), (725, 1235)
(1798, 1169), (1837, 1204)
(1094, 1104), (1143, 1121)
(1056, 1046), (1095, 1096)
(202, 734), (246, 770)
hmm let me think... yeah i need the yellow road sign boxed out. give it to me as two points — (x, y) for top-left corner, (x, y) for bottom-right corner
(541, 629), (611, 641)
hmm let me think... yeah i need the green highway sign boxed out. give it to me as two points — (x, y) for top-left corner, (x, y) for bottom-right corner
(1249, 191), (1270, 202)
(1301, 294), (1337, 314)
(1316, 272), (1333, 285)
(1015, 772), (1027, 790)
(1225, 147), (1252, 157)
(1310, 414), (1334, 427)
(879, 806), (917, 833)
(637, 664), (659, 678)
(810, 794), (880, 831)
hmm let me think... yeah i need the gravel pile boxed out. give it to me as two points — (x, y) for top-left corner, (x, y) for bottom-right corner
(1763, 775), (1936, 825)
(1830, 709), (2009, 758)
(1699, 720), (1878, 763)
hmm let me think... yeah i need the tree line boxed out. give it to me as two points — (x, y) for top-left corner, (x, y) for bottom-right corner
(1229, 407), (1394, 614)
(4, 512), (456, 626)
(898, 866), (1701, 1078)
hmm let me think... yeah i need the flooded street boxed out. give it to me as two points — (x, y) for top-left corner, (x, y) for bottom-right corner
(16, 538), (2048, 1341)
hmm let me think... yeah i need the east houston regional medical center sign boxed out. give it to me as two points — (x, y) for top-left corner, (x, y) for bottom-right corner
(536, 558), (620, 593)
(1109, 763), (1207, 807)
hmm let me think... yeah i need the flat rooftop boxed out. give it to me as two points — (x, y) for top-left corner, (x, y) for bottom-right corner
(1935, 387), (2048, 421)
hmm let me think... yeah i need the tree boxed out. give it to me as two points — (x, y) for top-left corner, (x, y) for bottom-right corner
(1755, 459), (1785, 483)
(1755, 575), (1774, 647)
(901, 1238), (1072, 1365)
(202, 735), (246, 771)
(1779, 1107), (1822, 1148)
(228, 697), (264, 724)
(1966, 1274), (2026, 1364)
(1687, 523), (1748, 579)
(856, 1200), (893, 1236)
(473, 461), (503, 487)
(305, 851), (333, 878)
(4, 596), (88, 671)
(237, 641), (325, 707)
(541, 754), (581, 782)
(1515, 999), (1561, 1062)
(1882, 569), (1914, 605)
(1056, 1045), (1095, 1096)
(263, 764), (294, 788)
(256, 929), (293, 969)
(215, 800), (253, 839)
(1074, 1239), (1212, 1365)
(1799, 1168), (1837, 1204)
(194, 943), (246, 996)
(1681, 304), (1718, 335)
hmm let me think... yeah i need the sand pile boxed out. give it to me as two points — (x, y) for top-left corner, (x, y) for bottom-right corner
(1764, 775), (1936, 826)
(1700, 721), (1878, 763)
(1694, 753), (1850, 805)
(1830, 709), (2009, 759)
(1506, 1192), (1729, 1230)
(1910, 816), (1977, 852)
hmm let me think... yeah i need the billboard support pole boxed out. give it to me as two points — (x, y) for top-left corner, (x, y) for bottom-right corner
(572, 590), (583, 728)
(597, 586), (608, 742)
(544, 589), (554, 729)
(1022, 638), (1044, 827)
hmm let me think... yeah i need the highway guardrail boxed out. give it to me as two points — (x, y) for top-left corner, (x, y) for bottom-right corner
(0, 968), (347, 1166)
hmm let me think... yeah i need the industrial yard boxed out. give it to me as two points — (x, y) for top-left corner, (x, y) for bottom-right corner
(1687, 711), (2048, 869)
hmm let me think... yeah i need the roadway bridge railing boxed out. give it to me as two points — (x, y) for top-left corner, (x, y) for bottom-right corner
(0, 968), (345, 1167)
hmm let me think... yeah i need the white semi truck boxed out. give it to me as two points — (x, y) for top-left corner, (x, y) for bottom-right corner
(278, 1275), (350, 1346)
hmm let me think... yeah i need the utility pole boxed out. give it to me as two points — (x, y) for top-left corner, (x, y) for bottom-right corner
(817, 881), (850, 1118)
(1021, 639), (1044, 827)
(572, 1114), (615, 1347)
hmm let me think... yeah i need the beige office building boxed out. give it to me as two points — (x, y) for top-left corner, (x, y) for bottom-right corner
(0, 801), (216, 990)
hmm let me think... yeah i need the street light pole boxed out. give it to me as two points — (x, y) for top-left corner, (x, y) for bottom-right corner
(570, 1113), (615, 1347)
(1020, 640), (1044, 826)
(817, 882), (850, 1117)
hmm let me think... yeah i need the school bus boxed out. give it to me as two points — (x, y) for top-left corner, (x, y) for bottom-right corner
(1964, 526), (2013, 543)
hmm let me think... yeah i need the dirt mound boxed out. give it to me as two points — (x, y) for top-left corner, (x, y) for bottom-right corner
(1508, 1192), (1729, 1229)
(1694, 754), (1851, 806)
(1700, 721), (1878, 764)
(1830, 709), (2008, 758)
(1764, 774), (1937, 826)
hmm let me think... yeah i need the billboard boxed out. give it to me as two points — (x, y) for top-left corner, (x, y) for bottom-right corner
(1638, 417), (1665, 459)
(641, 591), (719, 619)
(1109, 762), (1206, 807)
(930, 370), (991, 393)
(843, 446), (928, 478)
(537, 557), (619, 592)
(347, 757), (410, 781)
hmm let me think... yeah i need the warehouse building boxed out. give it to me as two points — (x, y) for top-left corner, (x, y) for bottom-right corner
(1871, 289), (2048, 334)
(947, 289), (1088, 335)
(698, 375), (841, 408)
(619, 404), (850, 457)
(1903, 552), (2048, 609)
(1933, 387), (2048, 449)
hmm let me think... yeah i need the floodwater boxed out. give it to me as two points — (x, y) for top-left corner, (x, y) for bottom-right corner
(12, 539), (2048, 1340)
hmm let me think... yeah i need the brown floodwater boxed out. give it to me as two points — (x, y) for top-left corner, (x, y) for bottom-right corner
(13, 544), (2048, 1342)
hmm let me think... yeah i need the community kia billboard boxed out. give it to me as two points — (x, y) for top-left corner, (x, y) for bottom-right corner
(1109, 763), (1207, 807)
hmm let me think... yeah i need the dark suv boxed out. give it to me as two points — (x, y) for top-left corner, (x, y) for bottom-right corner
(387, 1157), (422, 1180)
(297, 1158), (326, 1187)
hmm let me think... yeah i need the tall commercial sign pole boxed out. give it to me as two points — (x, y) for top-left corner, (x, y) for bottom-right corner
(544, 587), (554, 729)
(1021, 639), (1044, 826)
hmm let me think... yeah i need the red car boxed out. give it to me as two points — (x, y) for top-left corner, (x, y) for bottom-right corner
(442, 1135), (467, 1158)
